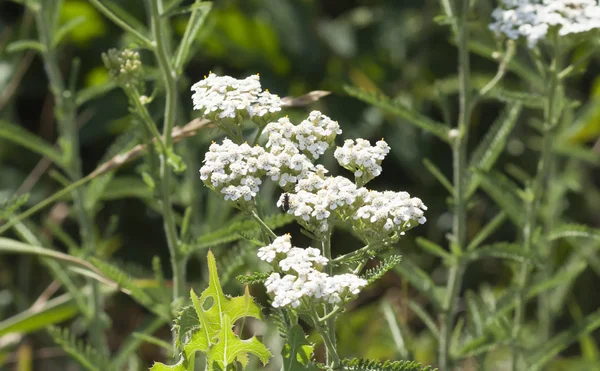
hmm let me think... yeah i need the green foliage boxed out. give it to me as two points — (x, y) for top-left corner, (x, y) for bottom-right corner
(549, 224), (600, 241)
(344, 86), (450, 142)
(362, 255), (402, 285)
(47, 326), (110, 371)
(0, 193), (29, 222)
(183, 213), (295, 254)
(341, 358), (436, 371)
(91, 258), (171, 319)
(237, 271), (271, 285)
(152, 251), (271, 371)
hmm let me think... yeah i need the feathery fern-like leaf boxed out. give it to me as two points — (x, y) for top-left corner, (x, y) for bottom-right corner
(47, 326), (109, 371)
(0, 193), (29, 221)
(362, 255), (402, 284)
(341, 357), (437, 371)
(237, 272), (271, 285)
(91, 258), (170, 319)
(549, 224), (600, 241)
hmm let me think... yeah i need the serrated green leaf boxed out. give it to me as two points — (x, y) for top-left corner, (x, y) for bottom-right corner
(207, 313), (271, 370)
(476, 170), (524, 226)
(165, 251), (270, 370)
(6, 40), (45, 54)
(0, 121), (64, 167)
(549, 224), (600, 241)
(150, 360), (186, 371)
(345, 86), (450, 142)
(468, 103), (522, 197)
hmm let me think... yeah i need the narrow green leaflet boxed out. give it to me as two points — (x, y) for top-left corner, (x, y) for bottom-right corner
(549, 224), (600, 241)
(475, 170), (524, 226)
(464, 243), (534, 265)
(467, 103), (522, 197)
(344, 86), (450, 142)
(0, 121), (64, 167)
(47, 326), (109, 371)
(151, 251), (271, 370)
(6, 40), (45, 54)
(53, 16), (87, 47)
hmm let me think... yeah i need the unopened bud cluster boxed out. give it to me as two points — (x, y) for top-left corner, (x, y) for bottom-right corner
(102, 49), (144, 90)
(258, 235), (367, 308)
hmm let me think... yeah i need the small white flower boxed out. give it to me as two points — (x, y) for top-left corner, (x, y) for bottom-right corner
(334, 138), (390, 186)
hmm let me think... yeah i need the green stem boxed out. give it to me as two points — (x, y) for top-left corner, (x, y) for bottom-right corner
(33, 5), (105, 352)
(88, 0), (152, 47)
(148, 0), (186, 310)
(511, 38), (561, 371)
(321, 232), (339, 369)
(250, 210), (277, 239)
(439, 1), (472, 370)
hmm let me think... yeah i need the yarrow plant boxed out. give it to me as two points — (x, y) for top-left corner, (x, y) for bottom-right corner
(194, 73), (428, 369)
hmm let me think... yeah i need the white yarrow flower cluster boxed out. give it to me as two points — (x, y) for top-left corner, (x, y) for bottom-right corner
(199, 139), (271, 203)
(265, 111), (341, 160)
(334, 138), (390, 185)
(191, 73), (282, 120)
(354, 190), (427, 239)
(489, 0), (600, 47)
(259, 235), (367, 308)
(279, 175), (368, 232)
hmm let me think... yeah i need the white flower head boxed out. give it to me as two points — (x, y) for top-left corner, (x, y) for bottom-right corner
(334, 138), (390, 186)
(489, 0), (600, 47)
(191, 73), (282, 122)
(353, 190), (428, 240)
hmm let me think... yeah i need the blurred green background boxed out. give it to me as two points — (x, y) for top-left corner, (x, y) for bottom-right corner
(1, 0), (600, 369)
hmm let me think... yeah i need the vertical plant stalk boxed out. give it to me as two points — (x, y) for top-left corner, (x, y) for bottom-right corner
(439, 0), (472, 369)
(148, 0), (187, 306)
(512, 44), (561, 369)
(33, 5), (105, 351)
(320, 231), (340, 369)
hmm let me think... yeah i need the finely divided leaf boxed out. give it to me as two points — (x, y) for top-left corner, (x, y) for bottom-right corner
(549, 224), (600, 241)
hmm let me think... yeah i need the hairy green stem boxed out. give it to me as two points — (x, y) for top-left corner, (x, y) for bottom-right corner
(33, 5), (105, 351)
(439, 1), (472, 370)
(148, 0), (187, 310)
(250, 210), (277, 239)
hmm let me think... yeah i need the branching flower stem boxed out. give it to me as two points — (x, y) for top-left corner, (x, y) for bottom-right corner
(439, 1), (473, 370)
(32, 4), (105, 352)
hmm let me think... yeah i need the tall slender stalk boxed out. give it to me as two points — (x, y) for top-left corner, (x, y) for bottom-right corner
(511, 40), (561, 371)
(33, 4), (105, 351)
(148, 0), (187, 306)
(321, 232), (340, 369)
(439, 1), (472, 369)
